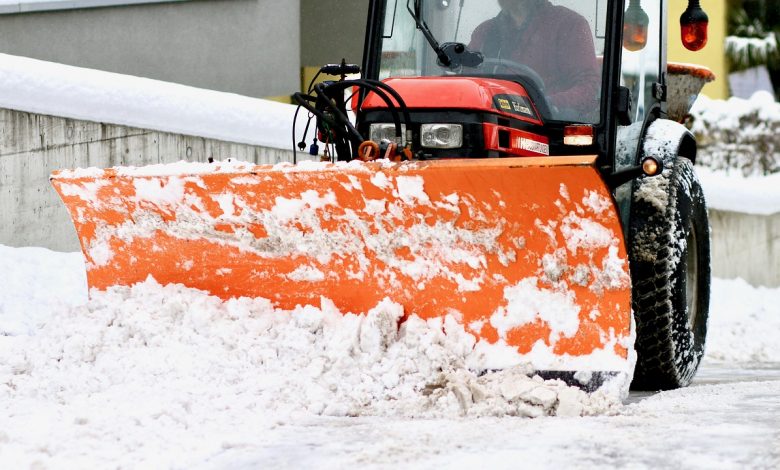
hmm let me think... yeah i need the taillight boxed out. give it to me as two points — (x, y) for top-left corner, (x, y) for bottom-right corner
(564, 125), (594, 147)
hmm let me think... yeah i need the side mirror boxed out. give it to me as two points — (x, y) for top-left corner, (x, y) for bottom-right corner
(623, 0), (649, 52)
(680, 0), (709, 51)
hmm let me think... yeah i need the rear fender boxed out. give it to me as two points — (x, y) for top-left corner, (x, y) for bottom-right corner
(642, 119), (698, 166)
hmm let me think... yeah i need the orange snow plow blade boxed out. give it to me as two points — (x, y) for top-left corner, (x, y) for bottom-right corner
(52, 156), (632, 373)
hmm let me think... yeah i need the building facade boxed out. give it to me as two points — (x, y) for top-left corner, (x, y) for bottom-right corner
(0, 0), (301, 100)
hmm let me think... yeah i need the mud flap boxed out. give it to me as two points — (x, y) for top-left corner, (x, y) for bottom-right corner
(52, 157), (634, 376)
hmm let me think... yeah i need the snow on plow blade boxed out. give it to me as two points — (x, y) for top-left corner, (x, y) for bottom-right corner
(51, 156), (633, 376)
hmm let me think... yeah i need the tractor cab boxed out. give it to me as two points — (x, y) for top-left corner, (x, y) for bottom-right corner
(350, 0), (710, 171)
(367, 0), (605, 130)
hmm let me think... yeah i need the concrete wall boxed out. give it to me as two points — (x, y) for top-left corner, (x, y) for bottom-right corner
(0, 0), (301, 99)
(0, 107), (294, 252)
(709, 209), (780, 288)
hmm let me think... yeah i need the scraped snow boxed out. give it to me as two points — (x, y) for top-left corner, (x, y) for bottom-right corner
(0, 273), (626, 467)
(1, 245), (779, 468)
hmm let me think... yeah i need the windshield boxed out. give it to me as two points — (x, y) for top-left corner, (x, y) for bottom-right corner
(379, 0), (609, 123)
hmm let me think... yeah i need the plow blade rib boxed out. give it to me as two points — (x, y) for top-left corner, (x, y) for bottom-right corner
(52, 157), (633, 373)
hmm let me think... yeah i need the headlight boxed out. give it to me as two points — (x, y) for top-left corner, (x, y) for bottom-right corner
(421, 124), (463, 149)
(369, 123), (406, 143)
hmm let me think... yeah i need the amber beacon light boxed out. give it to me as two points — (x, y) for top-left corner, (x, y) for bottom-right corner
(680, 0), (709, 51)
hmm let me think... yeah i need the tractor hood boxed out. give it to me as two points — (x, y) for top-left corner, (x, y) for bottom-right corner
(361, 77), (545, 126)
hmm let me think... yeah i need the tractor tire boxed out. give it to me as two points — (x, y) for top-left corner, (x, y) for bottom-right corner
(629, 157), (711, 391)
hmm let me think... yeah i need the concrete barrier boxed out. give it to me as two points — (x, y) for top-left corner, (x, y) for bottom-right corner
(709, 209), (779, 288)
(0, 107), (295, 252)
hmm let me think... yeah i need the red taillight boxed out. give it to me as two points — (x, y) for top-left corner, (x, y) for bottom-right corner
(680, 0), (709, 51)
(564, 125), (594, 147)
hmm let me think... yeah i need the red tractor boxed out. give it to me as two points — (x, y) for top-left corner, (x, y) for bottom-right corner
(52, 0), (714, 392)
(291, 0), (713, 390)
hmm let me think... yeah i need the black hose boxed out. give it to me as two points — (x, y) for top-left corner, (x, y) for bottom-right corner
(294, 78), (411, 161)
(360, 79), (412, 129)
(324, 80), (405, 140)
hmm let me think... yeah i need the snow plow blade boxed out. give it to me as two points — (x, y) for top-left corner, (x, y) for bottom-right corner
(51, 156), (633, 378)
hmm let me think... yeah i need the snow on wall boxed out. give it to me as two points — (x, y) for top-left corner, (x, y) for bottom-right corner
(691, 91), (780, 176)
(0, 53), (303, 150)
(725, 34), (779, 71)
(697, 168), (780, 216)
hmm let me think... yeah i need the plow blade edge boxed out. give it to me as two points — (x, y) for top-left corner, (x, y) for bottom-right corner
(52, 156), (633, 373)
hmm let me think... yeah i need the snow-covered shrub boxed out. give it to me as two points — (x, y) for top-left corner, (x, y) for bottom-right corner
(688, 91), (780, 176)
(726, 34), (779, 71)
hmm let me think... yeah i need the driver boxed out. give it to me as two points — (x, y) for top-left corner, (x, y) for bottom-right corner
(468, 0), (601, 118)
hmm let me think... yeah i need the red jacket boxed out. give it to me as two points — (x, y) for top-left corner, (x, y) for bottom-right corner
(469, 1), (601, 117)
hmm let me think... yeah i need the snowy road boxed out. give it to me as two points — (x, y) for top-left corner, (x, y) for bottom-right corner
(1, 246), (779, 469)
(192, 362), (780, 470)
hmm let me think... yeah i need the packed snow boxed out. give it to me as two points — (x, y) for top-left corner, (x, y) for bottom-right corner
(1, 245), (778, 468)
(0, 53), (303, 150)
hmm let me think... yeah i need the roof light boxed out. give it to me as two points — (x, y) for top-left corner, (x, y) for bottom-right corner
(623, 0), (649, 52)
(681, 0), (709, 51)
(564, 125), (594, 146)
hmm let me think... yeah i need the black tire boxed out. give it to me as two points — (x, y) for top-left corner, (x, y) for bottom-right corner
(629, 157), (711, 391)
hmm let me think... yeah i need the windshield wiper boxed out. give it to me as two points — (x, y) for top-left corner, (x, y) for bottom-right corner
(406, 0), (483, 69)
(407, 0), (452, 66)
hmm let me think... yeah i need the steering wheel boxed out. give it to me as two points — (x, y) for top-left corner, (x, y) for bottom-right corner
(470, 58), (555, 118)
(479, 58), (546, 92)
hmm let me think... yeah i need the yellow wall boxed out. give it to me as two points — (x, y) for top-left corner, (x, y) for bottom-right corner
(668, 0), (729, 99)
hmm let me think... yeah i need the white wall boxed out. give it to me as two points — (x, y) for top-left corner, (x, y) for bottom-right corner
(709, 209), (779, 288)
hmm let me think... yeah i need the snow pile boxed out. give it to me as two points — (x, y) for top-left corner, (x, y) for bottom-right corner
(0, 278), (622, 418)
(703, 278), (780, 363)
(690, 91), (780, 176)
(0, 245), (87, 336)
(0, 53), (303, 150)
(688, 94), (780, 214)
(0, 278), (622, 467)
(2, 245), (780, 467)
